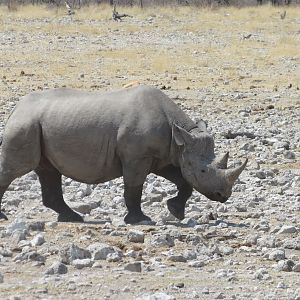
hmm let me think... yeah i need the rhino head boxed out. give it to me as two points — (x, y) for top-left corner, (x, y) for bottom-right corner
(172, 122), (247, 203)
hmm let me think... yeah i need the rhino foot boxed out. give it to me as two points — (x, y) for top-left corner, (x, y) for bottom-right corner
(0, 211), (8, 221)
(58, 210), (84, 222)
(124, 211), (152, 224)
(167, 198), (185, 220)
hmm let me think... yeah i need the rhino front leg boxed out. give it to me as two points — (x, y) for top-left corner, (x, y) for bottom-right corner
(122, 158), (152, 224)
(35, 158), (83, 222)
(155, 165), (193, 220)
(124, 185), (151, 224)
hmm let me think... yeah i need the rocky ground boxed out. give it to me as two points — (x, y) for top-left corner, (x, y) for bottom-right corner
(0, 4), (300, 300)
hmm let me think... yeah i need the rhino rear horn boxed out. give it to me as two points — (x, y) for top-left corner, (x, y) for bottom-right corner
(226, 158), (248, 184)
(172, 124), (194, 146)
(214, 152), (229, 169)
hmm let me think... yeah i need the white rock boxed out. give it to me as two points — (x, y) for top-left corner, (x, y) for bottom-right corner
(254, 268), (270, 280)
(30, 233), (45, 246)
(277, 225), (298, 235)
(292, 263), (300, 272)
(268, 249), (285, 261)
(60, 244), (91, 264)
(106, 252), (123, 262)
(276, 260), (295, 272)
(87, 242), (118, 260)
(188, 260), (205, 268)
(136, 292), (175, 300)
(70, 202), (92, 214)
(72, 258), (93, 269)
(150, 234), (174, 247)
(6, 218), (27, 236)
(127, 230), (145, 243)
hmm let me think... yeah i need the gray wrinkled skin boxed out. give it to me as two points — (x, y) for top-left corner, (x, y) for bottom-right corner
(0, 85), (247, 224)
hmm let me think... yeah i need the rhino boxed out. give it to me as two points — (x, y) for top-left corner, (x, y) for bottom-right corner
(0, 85), (247, 224)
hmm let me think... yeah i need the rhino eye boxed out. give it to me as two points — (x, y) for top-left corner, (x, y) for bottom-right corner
(201, 169), (206, 173)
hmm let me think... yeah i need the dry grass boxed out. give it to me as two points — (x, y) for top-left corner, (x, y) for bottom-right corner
(0, 4), (299, 95)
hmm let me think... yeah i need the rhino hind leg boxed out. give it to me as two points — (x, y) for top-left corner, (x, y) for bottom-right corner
(0, 185), (9, 220)
(35, 158), (83, 223)
(155, 165), (193, 220)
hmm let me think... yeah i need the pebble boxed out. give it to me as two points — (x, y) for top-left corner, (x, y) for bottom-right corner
(268, 249), (285, 261)
(60, 244), (91, 264)
(136, 292), (175, 300)
(124, 262), (142, 273)
(292, 263), (300, 272)
(45, 262), (68, 275)
(150, 234), (175, 247)
(72, 258), (93, 269)
(254, 268), (270, 280)
(0, 272), (3, 283)
(276, 259), (295, 272)
(127, 230), (145, 243)
(87, 242), (120, 260)
(30, 233), (45, 246)
(277, 225), (298, 235)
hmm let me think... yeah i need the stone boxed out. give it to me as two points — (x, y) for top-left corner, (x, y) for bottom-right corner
(283, 151), (295, 159)
(150, 234), (174, 247)
(167, 254), (187, 262)
(60, 244), (91, 264)
(28, 221), (45, 232)
(30, 233), (45, 246)
(254, 268), (270, 280)
(45, 222), (58, 229)
(13, 250), (46, 263)
(71, 202), (91, 214)
(276, 260), (295, 272)
(268, 249), (285, 261)
(45, 262), (68, 275)
(72, 258), (93, 269)
(87, 242), (119, 260)
(277, 225), (298, 235)
(127, 230), (145, 243)
(188, 260), (205, 268)
(0, 272), (3, 283)
(282, 238), (300, 250)
(6, 218), (28, 236)
(106, 252), (123, 262)
(292, 263), (300, 272)
(136, 292), (175, 300)
(124, 262), (142, 272)
(257, 236), (276, 248)
(219, 245), (234, 255)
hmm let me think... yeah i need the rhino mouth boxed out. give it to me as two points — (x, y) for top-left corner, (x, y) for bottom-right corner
(204, 191), (229, 203)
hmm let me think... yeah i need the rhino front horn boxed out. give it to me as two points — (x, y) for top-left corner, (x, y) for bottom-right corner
(214, 152), (229, 169)
(226, 158), (248, 184)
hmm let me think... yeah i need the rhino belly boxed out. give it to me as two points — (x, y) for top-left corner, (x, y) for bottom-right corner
(42, 128), (122, 184)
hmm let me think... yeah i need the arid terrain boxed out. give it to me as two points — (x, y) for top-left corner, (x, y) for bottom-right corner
(0, 4), (299, 300)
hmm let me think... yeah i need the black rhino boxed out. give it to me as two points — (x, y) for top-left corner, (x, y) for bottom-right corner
(0, 85), (247, 224)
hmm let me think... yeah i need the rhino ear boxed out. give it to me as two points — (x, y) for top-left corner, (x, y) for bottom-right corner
(172, 124), (193, 146)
